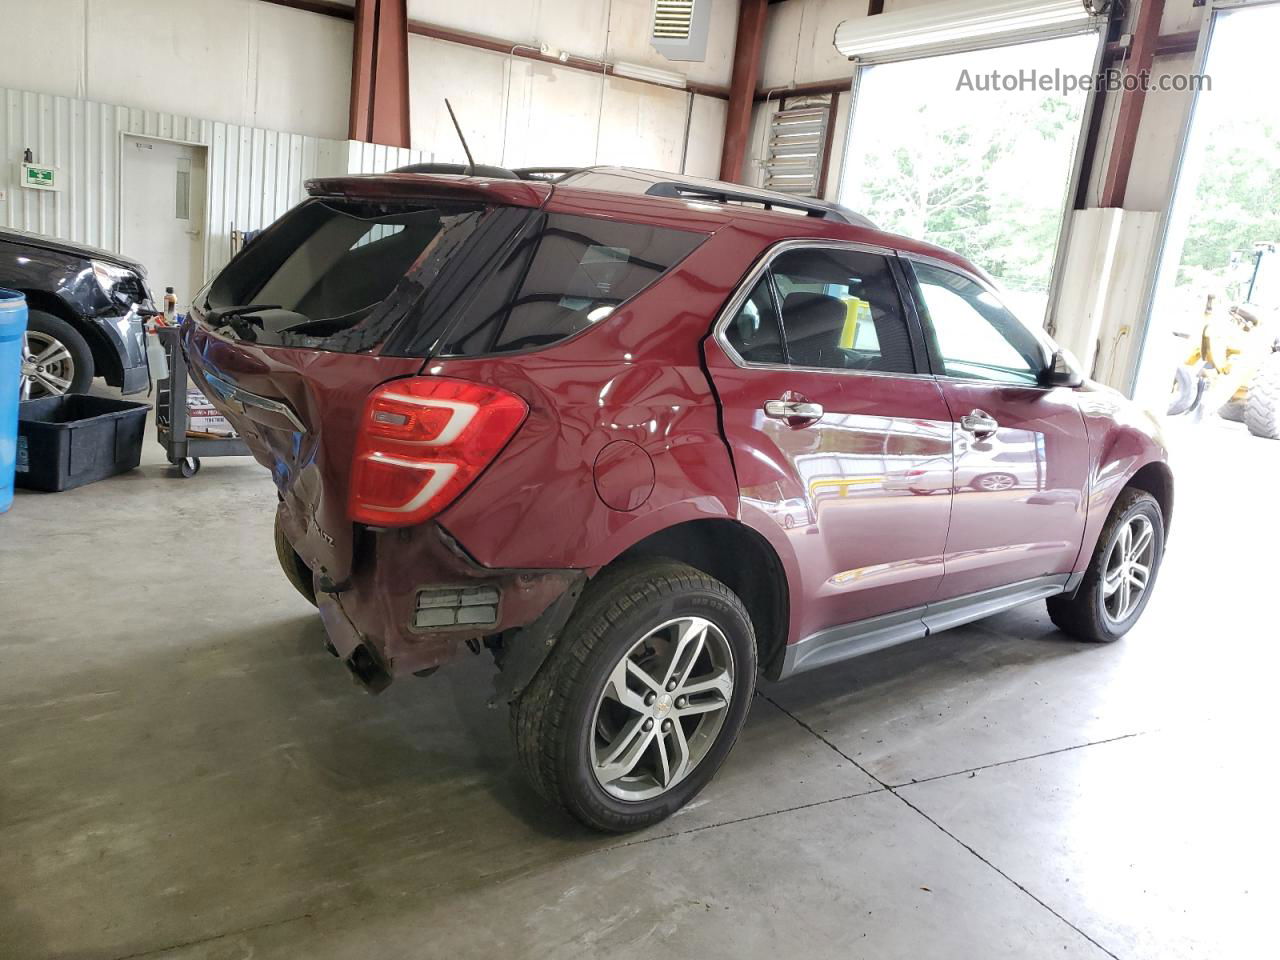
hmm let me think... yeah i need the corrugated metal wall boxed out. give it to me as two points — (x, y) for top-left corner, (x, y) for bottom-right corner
(347, 141), (425, 174)
(1, 85), (426, 282)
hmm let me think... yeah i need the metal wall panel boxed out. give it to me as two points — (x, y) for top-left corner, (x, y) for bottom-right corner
(347, 140), (426, 174)
(1, 85), (425, 285)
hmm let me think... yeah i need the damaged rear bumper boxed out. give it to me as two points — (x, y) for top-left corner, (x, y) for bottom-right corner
(281, 506), (581, 689)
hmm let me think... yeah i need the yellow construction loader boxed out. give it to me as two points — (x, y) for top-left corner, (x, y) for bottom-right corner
(1167, 242), (1280, 439)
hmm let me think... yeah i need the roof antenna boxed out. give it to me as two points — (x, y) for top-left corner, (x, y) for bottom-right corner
(444, 99), (475, 176)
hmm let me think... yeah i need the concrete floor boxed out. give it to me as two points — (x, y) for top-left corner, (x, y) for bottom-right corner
(2, 400), (1277, 960)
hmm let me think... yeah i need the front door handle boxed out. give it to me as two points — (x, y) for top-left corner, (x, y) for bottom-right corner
(764, 399), (824, 427)
(959, 409), (999, 439)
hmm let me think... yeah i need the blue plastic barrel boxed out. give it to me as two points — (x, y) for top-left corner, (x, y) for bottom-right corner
(0, 288), (29, 513)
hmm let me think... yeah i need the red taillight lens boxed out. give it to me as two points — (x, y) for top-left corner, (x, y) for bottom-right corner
(349, 376), (528, 527)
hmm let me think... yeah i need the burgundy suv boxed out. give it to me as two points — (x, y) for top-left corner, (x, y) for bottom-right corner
(185, 167), (1172, 833)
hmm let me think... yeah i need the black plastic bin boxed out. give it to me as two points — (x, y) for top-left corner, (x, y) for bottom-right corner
(16, 395), (149, 492)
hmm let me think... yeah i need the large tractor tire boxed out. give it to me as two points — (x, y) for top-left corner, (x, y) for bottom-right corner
(1167, 366), (1199, 416)
(1219, 399), (1247, 423)
(1244, 353), (1280, 440)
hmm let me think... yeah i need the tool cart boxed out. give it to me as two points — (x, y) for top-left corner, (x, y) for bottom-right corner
(154, 324), (250, 477)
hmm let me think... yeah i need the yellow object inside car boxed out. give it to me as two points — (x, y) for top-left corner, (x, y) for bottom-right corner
(838, 297), (874, 350)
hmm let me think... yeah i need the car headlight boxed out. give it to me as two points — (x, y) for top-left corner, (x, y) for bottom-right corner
(92, 260), (131, 294)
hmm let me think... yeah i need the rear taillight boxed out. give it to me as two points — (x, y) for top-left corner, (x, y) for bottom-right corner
(349, 376), (528, 527)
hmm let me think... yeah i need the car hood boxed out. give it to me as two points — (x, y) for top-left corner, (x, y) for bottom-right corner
(0, 227), (147, 275)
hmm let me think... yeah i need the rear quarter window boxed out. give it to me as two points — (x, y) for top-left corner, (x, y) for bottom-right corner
(439, 213), (705, 356)
(202, 198), (495, 353)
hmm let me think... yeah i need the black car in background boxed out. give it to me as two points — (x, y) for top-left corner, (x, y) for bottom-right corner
(1, 227), (152, 399)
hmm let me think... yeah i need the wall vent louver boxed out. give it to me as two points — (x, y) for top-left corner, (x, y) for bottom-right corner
(649, 0), (712, 62)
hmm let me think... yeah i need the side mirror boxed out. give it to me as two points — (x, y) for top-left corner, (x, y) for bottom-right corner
(1041, 349), (1084, 388)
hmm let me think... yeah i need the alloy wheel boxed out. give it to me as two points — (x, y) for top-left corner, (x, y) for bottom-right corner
(590, 616), (735, 802)
(1102, 514), (1155, 623)
(20, 331), (76, 399)
(977, 472), (1017, 491)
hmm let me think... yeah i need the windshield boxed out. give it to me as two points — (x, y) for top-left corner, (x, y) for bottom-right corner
(202, 198), (492, 353)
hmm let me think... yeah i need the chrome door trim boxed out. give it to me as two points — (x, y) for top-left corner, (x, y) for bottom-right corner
(710, 238), (937, 382)
(776, 574), (1071, 680)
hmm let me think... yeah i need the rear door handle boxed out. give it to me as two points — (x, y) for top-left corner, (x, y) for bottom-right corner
(959, 409), (999, 438)
(764, 399), (824, 427)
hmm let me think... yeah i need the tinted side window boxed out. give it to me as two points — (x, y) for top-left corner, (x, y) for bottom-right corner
(911, 263), (1045, 385)
(725, 277), (785, 364)
(440, 213), (704, 355)
(770, 248), (915, 374)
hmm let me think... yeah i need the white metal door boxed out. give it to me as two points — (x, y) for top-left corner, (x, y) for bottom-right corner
(120, 136), (207, 310)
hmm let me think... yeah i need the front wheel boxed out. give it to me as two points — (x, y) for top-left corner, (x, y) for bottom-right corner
(512, 559), (756, 833)
(21, 311), (94, 399)
(1167, 365), (1199, 416)
(1047, 488), (1164, 642)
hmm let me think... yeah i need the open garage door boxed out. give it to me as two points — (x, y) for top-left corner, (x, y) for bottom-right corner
(834, 5), (1102, 327)
(1133, 1), (1280, 438)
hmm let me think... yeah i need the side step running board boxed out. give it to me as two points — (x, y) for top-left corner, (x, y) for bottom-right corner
(776, 575), (1071, 680)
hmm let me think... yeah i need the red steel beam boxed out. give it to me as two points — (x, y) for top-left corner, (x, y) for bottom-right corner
(1104, 28), (1199, 62)
(719, 0), (770, 183)
(349, 0), (411, 147)
(1100, 0), (1165, 208)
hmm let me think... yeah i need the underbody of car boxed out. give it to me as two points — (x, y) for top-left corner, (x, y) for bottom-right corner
(183, 166), (1173, 831)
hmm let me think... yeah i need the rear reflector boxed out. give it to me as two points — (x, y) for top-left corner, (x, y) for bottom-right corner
(414, 585), (500, 628)
(349, 376), (527, 527)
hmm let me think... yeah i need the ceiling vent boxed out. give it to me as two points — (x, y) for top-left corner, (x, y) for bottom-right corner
(650, 0), (712, 62)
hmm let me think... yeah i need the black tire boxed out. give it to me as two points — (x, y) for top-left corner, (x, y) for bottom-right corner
(1167, 366), (1197, 416)
(274, 514), (317, 606)
(1244, 352), (1280, 440)
(22, 311), (94, 398)
(511, 559), (756, 833)
(1047, 488), (1164, 642)
(1218, 399), (1247, 423)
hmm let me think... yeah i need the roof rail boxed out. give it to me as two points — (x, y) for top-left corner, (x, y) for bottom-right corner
(511, 166), (582, 182)
(643, 181), (875, 228)
(391, 161), (520, 180)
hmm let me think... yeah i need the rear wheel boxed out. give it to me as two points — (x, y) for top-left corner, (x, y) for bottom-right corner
(20, 311), (94, 399)
(1244, 352), (1280, 440)
(1047, 489), (1164, 642)
(1219, 399), (1247, 423)
(274, 514), (317, 606)
(511, 559), (756, 833)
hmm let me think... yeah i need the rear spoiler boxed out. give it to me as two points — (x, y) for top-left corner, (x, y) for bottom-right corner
(304, 173), (551, 208)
